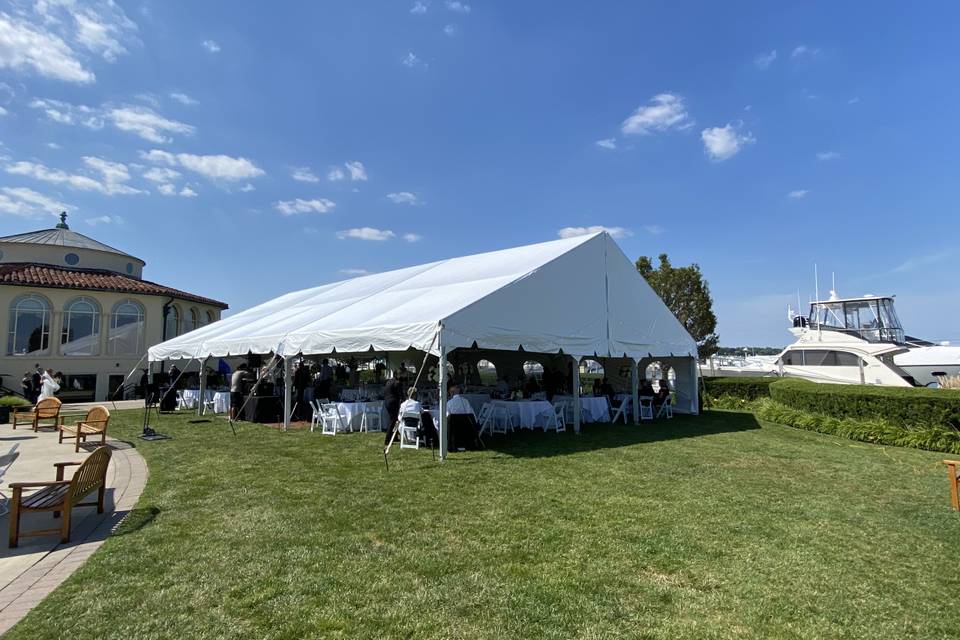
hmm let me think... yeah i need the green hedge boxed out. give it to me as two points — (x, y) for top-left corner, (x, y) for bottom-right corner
(768, 379), (960, 430)
(754, 398), (960, 455)
(703, 377), (778, 401)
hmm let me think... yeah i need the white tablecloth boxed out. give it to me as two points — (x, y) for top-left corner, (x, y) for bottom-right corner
(334, 401), (385, 431)
(462, 393), (492, 413)
(553, 396), (612, 422)
(212, 391), (231, 414)
(490, 400), (554, 429)
(180, 389), (214, 409)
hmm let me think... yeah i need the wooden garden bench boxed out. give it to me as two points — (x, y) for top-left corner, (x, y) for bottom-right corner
(945, 460), (960, 511)
(59, 406), (110, 452)
(8, 446), (112, 548)
(12, 397), (62, 432)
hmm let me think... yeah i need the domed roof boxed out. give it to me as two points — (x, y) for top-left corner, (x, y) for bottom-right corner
(0, 212), (142, 263)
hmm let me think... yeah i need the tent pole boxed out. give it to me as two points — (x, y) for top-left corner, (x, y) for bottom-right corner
(438, 333), (448, 461)
(572, 357), (581, 434)
(631, 359), (639, 424)
(282, 356), (292, 432)
(690, 357), (700, 414)
(197, 357), (208, 417)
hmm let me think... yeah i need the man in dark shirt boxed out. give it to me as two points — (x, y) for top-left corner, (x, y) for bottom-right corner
(383, 372), (403, 446)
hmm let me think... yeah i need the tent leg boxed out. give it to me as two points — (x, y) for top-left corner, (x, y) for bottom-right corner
(690, 358), (700, 414)
(282, 356), (292, 432)
(572, 357), (581, 434)
(197, 357), (208, 417)
(439, 342), (448, 460)
(631, 359), (639, 424)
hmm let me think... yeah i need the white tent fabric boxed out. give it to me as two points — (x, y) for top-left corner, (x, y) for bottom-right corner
(148, 232), (697, 362)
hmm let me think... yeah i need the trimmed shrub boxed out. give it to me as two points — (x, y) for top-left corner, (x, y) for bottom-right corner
(768, 379), (960, 430)
(704, 377), (778, 402)
(754, 398), (960, 455)
(0, 395), (31, 408)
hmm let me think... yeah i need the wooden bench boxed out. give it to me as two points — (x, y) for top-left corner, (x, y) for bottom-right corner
(946, 460), (960, 511)
(12, 397), (62, 432)
(8, 446), (112, 548)
(59, 406), (110, 452)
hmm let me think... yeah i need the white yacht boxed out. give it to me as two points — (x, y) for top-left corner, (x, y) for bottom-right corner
(777, 293), (960, 387)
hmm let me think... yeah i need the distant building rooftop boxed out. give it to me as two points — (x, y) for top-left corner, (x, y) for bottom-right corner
(0, 213), (142, 263)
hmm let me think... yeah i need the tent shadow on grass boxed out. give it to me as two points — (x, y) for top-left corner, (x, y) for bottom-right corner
(479, 412), (762, 458)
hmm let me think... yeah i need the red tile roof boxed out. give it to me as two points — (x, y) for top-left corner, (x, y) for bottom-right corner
(0, 263), (228, 308)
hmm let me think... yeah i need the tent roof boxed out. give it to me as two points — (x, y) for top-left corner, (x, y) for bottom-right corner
(148, 232), (697, 362)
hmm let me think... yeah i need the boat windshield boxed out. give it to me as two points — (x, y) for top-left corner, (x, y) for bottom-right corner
(808, 298), (904, 344)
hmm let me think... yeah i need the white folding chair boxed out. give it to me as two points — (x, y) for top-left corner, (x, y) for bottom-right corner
(202, 392), (215, 414)
(0, 444), (20, 516)
(175, 390), (188, 411)
(490, 404), (516, 435)
(656, 397), (673, 419)
(544, 402), (566, 433)
(639, 397), (654, 422)
(359, 403), (383, 432)
(610, 396), (631, 424)
(320, 403), (347, 435)
(476, 403), (493, 436)
(399, 411), (422, 449)
(309, 400), (322, 432)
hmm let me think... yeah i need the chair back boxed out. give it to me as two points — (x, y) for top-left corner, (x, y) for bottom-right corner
(35, 397), (62, 418)
(68, 446), (111, 507)
(83, 405), (110, 430)
(401, 411), (422, 428)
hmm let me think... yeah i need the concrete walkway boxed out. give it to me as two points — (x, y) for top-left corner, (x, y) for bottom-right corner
(0, 424), (148, 635)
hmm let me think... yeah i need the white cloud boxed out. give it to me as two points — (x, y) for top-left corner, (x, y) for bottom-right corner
(106, 105), (195, 143)
(644, 225), (665, 235)
(169, 92), (198, 106)
(157, 183), (176, 196)
(179, 186), (197, 198)
(291, 167), (320, 183)
(175, 153), (264, 181)
(29, 97), (102, 128)
(72, 5), (137, 62)
(275, 198), (336, 215)
(0, 11), (94, 83)
(443, 24), (456, 36)
(337, 227), (395, 241)
(46, 142), (61, 149)
(345, 160), (367, 181)
(791, 45), (820, 59)
(202, 39), (220, 53)
(386, 191), (420, 205)
(403, 233), (422, 242)
(410, 1), (428, 14)
(327, 166), (345, 181)
(0, 187), (71, 218)
(445, 1), (471, 12)
(85, 214), (122, 226)
(0, 105), (6, 116)
(143, 167), (181, 183)
(5, 157), (145, 195)
(754, 50), (777, 70)
(402, 51), (423, 68)
(139, 149), (177, 165)
(700, 123), (754, 161)
(788, 189), (809, 199)
(557, 225), (631, 239)
(621, 93), (691, 135)
(595, 138), (617, 150)
(816, 151), (841, 161)
(340, 268), (371, 276)
(240, 183), (255, 192)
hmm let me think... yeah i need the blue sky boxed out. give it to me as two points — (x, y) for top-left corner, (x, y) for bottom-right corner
(1, 0), (958, 347)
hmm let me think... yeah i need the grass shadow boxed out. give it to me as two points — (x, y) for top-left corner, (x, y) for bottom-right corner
(481, 412), (762, 458)
(111, 506), (161, 537)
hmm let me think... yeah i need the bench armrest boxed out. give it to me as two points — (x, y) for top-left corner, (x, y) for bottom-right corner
(943, 460), (960, 466)
(9, 480), (71, 489)
(54, 461), (82, 469)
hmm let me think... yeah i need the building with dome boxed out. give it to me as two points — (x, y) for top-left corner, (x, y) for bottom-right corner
(0, 213), (227, 402)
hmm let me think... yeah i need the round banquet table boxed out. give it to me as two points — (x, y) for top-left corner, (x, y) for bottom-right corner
(212, 391), (231, 414)
(490, 399), (554, 429)
(334, 401), (385, 431)
(180, 389), (214, 409)
(553, 395), (613, 423)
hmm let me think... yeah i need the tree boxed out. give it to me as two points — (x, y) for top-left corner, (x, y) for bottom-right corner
(636, 253), (719, 358)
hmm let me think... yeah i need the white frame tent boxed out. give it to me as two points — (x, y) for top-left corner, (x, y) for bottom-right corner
(148, 231), (700, 458)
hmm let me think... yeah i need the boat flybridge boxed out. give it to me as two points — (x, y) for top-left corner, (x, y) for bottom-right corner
(778, 292), (960, 387)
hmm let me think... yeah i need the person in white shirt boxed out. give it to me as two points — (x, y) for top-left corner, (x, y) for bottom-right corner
(445, 383), (480, 451)
(445, 385), (475, 417)
(39, 368), (60, 400)
(399, 386), (422, 417)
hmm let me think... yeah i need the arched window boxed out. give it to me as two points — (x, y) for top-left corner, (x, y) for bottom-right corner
(476, 359), (497, 385)
(7, 295), (51, 356)
(61, 297), (101, 356)
(164, 304), (180, 339)
(183, 308), (198, 334)
(206, 310), (215, 325)
(109, 300), (145, 355)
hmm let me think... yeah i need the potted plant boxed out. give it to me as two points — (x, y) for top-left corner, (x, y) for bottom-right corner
(0, 395), (31, 424)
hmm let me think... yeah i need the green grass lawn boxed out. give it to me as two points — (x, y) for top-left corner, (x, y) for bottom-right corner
(7, 410), (959, 639)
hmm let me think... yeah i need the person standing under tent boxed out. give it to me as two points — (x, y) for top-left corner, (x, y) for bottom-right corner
(383, 371), (403, 445)
(168, 363), (182, 387)
(316, 358), (333, 401)
(230, 364), (250, 421)
(39, 368), (60, 400)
